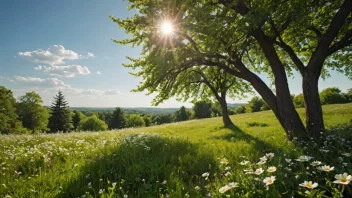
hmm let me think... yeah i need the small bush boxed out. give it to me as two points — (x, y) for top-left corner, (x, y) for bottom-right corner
(246, 122), (269, 127)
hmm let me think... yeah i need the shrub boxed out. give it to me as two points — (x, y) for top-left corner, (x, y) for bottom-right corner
(78, 115), (108, 131)
(126, 114), (146, 128)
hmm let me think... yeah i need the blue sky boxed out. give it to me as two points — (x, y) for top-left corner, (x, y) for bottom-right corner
(0, 0), (350, 108)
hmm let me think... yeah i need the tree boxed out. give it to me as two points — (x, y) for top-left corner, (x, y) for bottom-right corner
(246, 96), (264, 113)
(260, 101), (271, 111)
(293, 94), (305, 108)
(0, 86), (26, 134)
(343, 88), (352, 102)
(174, 106), (189, 122)
(235, 106), (246, 114)
(320, 87), (346, 105)
(78, 114), (108, 131)
(126, 114), (145, 128)
(109, 107), (126, 129)
(16, 91), (49, 133)
(193, 101), (212, 119)
(143, 115), (152, 127)
(112, 0), (352, 140)
(72, 111), (86, 131)
(48, 90), (72, 132)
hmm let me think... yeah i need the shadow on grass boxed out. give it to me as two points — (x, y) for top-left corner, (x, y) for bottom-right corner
(58, 135), (218, 198)
(210, 124), (288, 155)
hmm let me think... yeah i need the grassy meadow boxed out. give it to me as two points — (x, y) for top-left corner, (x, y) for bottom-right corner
(1, 103), (352, 197)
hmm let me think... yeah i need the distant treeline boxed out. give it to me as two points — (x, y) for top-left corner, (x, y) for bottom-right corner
(1, 85), (351, 134)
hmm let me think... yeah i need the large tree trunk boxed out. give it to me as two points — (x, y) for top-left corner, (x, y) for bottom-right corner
(303, 71), (325, 137)
(218, 96), (233, 126)
(252, 29), (306, 140)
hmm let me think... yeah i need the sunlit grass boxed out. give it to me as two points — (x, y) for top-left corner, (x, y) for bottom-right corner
(0, 103), (351, 197)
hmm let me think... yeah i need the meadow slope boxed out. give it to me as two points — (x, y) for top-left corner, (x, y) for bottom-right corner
(1, 103), (352, 197)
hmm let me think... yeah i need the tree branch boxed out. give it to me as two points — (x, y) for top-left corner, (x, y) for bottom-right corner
(307, 0), (352, 73)
(270, 20), (306, 74)
(327, 29), (352, 56)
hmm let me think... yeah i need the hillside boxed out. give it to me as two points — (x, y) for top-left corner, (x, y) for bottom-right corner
(1, 103), (351, 197)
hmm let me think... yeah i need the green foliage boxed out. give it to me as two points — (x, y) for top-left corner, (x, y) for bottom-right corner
(174, 106), (190, 122)
(72, 111), (86, 131)
(48, 90), (72, 132)
(260, 102), (270, 111)
(126, 114), (145, 128)
(320, 87), (347, 105)
(152, 114), (173, 125)
(109, 107), (127, 129)
(293, 94), (305, 108)
(246, 96), (264, 113)
(192, 101), (212, 119)
(16, 91), (49, 133)
(246, 122), (269, 127)
(0, 86), (26, 134)
(343, 88), (352, 102)
(143, 115), (152, 127)
(235, 106), (246, 114)
(78, 114), (108, 132)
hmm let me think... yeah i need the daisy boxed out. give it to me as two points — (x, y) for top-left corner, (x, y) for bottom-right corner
(219, 185), (230, 193)
(317, 165), (334, 172)
(266, 153), (274, 159)
(255, 168), (264, 175)
(240, 160), (250, 165)
(299, 181), (318, 189)
(267, 166), (277, 173)
(202, 172), (209, 177)
(263, 176), (276, 186)
(285, 158), (292, 163)
(260, 156), (268, 161)
(295, 156), (312, 162)
(227, 182), (238, 189)
(194, 186), (200, 190)
(244, 169), (254, 174)
(333, 173), (351, 185)
(310, 161), (322, 166)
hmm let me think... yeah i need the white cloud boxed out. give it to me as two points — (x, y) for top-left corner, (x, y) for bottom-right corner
(34, 65), (90, 78)
(13, 76), (71, 89)
(103, 89), (120, 95)
(79, 89), (120, 96)
(87, 52), (95, 58)
(97, 71), (102, 75)
(18, 45), (79, 65)
(79, 52), (95, 59)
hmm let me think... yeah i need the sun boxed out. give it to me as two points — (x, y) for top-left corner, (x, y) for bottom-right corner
(160, 21), (174, 35)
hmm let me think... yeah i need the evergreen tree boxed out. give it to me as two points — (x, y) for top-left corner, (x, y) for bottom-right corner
(109, 107), (126, 129)
(48, 90), (72, 132)
(16, 91), (49, 133)
(0, 86), (26, 134)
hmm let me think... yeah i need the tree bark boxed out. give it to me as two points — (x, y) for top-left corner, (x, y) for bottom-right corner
(218, 96), (233, 126)
(252, 29), (306, 140)
(303, 71), (325, 137)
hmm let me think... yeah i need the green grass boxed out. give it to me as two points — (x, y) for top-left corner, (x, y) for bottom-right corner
(1, 103), (352, 197)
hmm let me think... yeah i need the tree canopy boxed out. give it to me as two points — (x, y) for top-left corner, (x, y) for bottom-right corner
(16, 91), (49, 133)
(0, 86), (26, 134)
(112, 0), (352, 140)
